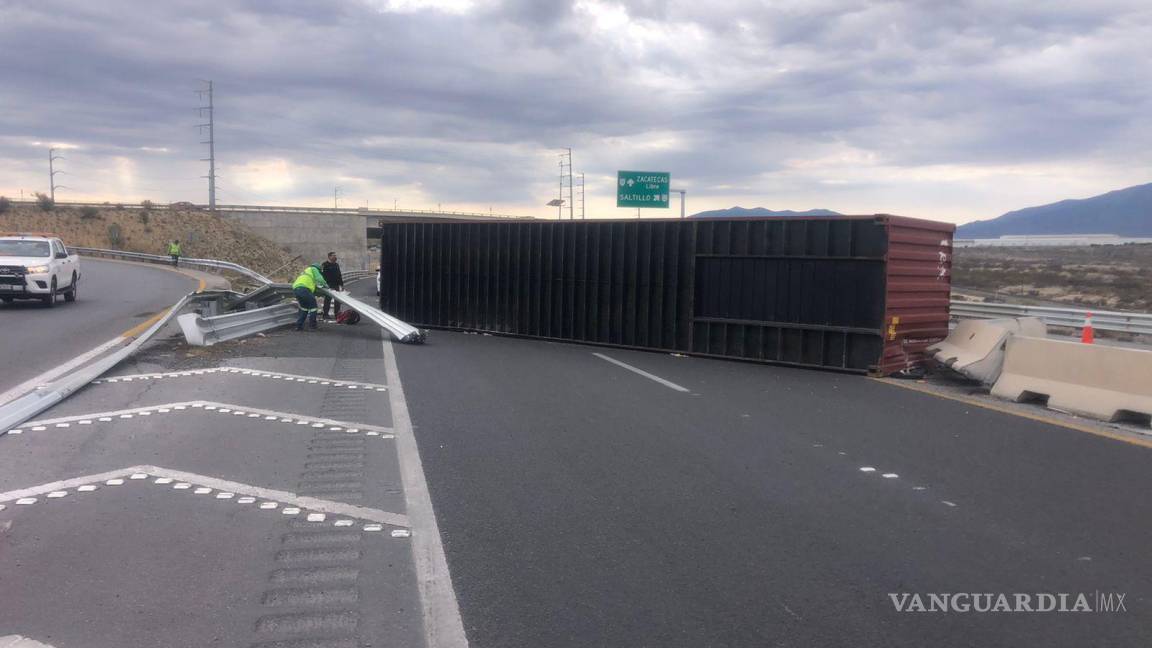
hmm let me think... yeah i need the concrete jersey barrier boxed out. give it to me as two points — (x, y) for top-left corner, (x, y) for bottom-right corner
(991, 336), (1152, 426)
(928, 317), (1046, 385)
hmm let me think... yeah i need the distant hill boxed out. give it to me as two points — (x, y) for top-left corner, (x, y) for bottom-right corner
(690, 206), (841, 219)
(957, 182), (1152, 238)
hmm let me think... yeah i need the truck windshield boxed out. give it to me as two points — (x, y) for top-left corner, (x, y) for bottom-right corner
(0, 240), (51, 257)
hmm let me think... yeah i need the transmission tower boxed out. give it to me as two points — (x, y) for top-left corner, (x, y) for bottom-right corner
(576, 173), (585, 219)
(48, 148), (65, 201)
(559, 148), (574, 220)
(196, 80), (217, 210)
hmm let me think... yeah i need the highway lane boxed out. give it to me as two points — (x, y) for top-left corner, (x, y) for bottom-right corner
(395, 333), (1152, 647)
(0, 290), (427, 647)
(0, 258), (196, 395)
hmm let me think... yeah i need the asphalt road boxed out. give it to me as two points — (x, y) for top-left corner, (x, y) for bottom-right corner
(4, 272), (1151, 647)
(0, 283), (425, 648)
(395, 332), (1152, 647)
(0, 258), (196, 395)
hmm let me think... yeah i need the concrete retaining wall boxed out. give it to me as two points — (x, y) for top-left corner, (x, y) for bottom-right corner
(219, 210), (370, 271)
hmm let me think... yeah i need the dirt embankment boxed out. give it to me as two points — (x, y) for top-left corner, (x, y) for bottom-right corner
(952, 244), (1152, 312)
(0, 205), (299, 282)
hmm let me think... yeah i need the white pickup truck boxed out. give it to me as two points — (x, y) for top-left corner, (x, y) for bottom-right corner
(0, 233), (81, 307)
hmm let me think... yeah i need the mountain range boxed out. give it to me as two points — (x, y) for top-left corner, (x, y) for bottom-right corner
(690, 207), (841, 218)
(956, 182), (1152, 238)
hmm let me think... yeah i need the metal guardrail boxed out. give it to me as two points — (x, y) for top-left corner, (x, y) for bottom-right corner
(178, 302), (298, 346)
(73, 247), (275, 285)
(950, 301), (1152, 336)
(0, 290), (217, 433)
(7, 199), (527, 219)
(321, 289), (425, 344)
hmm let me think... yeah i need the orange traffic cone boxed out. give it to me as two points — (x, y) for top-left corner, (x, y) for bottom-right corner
(1081, 312), (1095, 344)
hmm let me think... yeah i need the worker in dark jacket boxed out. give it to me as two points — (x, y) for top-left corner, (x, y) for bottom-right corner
(320, 251), (344, 320)
(292, 263), (328, 331)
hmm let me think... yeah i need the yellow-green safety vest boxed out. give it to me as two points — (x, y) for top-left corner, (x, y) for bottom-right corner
(168, 242), (181, 255)
(292, 265), (328, 293)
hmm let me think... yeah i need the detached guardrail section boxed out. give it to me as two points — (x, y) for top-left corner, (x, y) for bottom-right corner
(321, 289), (425, 344)
(0, 290), (214, 433)
(950, 301), (1152, 336)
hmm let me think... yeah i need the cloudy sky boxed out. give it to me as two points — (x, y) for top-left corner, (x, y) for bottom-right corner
(1, 0), (1150, 223)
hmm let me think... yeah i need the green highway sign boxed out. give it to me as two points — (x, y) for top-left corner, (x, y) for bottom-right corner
(617, 171), (670, 208)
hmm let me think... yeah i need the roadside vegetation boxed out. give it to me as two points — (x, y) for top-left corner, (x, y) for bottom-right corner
(0, 204), (299, 281)
(952, 244), (1152, 312)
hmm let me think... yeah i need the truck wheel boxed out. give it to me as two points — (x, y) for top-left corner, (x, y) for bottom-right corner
(64, 273), (78, 302)
(43, 277), (57, 308)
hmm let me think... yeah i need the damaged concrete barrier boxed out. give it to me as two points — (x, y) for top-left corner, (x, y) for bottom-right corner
(991, 336), (1152, 426)
(928, 317), (1047, 384)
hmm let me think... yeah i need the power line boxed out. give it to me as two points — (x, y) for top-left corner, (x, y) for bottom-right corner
(196, 80), (217, 210)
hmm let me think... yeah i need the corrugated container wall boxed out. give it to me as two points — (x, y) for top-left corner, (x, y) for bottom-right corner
(379, 215), (954, 374)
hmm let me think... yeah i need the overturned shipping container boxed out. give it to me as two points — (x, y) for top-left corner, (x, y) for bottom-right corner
(379, 215), (954, 374)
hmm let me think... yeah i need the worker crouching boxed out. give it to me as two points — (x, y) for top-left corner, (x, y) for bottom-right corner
(292, 263), (329, 331)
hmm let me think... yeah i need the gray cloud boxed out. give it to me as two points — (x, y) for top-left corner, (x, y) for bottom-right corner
(0, 0), (1149, 220)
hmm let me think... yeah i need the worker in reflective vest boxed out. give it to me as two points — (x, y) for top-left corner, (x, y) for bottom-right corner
(167, 240), (182, 267)
(291, 263), (329, 331)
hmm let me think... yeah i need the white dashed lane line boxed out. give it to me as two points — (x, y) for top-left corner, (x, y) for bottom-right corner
(811, 444), (957, 508)
(592, 352), (691, 393)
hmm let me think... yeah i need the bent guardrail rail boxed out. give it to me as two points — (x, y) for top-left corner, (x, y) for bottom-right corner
(73, 246), (276, 285)
(0, 290), (214, 434)
(321, 288), (425, 344)
(178, 302), (298, 346)
(950, 301), (1152, 336)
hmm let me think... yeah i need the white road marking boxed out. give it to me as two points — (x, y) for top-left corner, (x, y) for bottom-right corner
(0, 633), (61, 647)
(912, 486), (927, 491)
(859, 467), (876, 473)
(941, 500), (957, 507)
(592, 352), (690, 392)
(383, 338), (469, 648)
(46, 491), (68, 498)
(237, 496), (256, 504)
(307, 513), (326, 522)
(94, 367), (389, 391)
(21, 401), (393, 435)
(882, 473), (899, 479)
(0, 465), (409, 526)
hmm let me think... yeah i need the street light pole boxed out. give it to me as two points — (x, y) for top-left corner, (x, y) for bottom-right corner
(673, 189), (687, 219)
